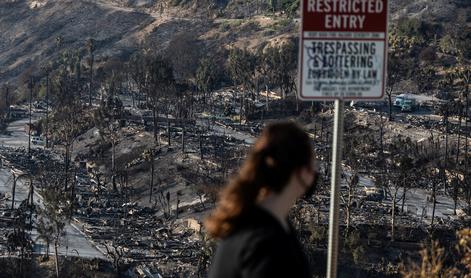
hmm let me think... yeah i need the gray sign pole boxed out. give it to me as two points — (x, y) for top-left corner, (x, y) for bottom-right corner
(326, 99), (344, 278)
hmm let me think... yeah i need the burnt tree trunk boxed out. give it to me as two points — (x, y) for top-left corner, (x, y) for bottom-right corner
(54, 241), (59, 278)
(444, 111), (449, 193)
(181, 122), (185, 153)
(431, 175), (438, 227)
(45, 75), (50, 148)
(401, 187), (407, 213)
(149, 152), (154, 203)
(152, 106), (159, 146)
(391, 190), (397, 242)
(64, 145), (70, 192)
(167, 112), (171, 146)
(11, 174), (16, 210)
(457, 112), (462, 165)
(89, 52), (94, 106)
(111, 140), (117, 192)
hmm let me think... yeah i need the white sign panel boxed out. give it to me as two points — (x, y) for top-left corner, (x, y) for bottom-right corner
(298, 0), (389, 101)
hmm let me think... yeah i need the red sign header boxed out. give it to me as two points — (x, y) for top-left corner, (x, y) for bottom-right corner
(302, 0), (387, 32)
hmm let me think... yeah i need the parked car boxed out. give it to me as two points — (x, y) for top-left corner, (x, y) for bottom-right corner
(394, 94), (417, 112)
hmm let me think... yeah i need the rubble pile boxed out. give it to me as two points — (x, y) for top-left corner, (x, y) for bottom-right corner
(0, 146), (63, 175)
(70, 168), (208, 273)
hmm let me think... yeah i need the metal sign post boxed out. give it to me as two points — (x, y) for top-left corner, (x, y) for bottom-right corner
(327, 99), (344, 278)
(297, 1), (389, 277)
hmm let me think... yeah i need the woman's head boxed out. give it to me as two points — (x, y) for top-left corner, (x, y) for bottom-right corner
(205, 121), (315, 239)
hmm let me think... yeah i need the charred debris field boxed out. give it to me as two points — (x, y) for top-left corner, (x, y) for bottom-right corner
(0, 0), (471, 277)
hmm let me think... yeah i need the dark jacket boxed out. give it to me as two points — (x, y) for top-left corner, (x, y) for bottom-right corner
(208, 207), (311, 278)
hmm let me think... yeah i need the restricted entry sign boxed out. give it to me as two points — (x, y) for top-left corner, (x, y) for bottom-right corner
(298, 0), (388, 100)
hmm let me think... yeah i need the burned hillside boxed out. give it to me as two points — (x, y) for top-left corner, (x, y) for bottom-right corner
(0, 0), (471, 277)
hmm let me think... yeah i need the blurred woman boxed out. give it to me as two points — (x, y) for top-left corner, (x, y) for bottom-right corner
(206, 121), (317, 278)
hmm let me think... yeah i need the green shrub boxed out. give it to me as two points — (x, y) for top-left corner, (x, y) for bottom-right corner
(282, 0), (300, 16)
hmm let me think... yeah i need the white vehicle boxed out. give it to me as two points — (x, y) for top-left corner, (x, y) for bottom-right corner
(31, 136), (45, 146)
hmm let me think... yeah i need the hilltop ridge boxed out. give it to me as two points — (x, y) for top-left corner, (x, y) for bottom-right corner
(0, 0), (469, 87)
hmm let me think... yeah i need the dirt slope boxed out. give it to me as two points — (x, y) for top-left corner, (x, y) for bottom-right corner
(0, 0), (468, 86)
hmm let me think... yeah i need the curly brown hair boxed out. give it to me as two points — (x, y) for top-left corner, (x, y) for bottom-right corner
(205, 121), (313, 239)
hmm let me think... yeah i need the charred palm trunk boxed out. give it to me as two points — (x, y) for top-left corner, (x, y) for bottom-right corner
(46, 240), (50, 259)
(453, 180), (459, 215)
(111, 140), (117, 192)
(149, 152), (154, 203)
(346, 193), (352, 234)
(465, 93), (469, 175)
(28, 78), (33, 154)
(64, 145), (70, 192)
(239, 88), (245, 125)
(11, 174), (16, 210)
(457, 113), (462, 166)
(54, 241), (59, 278)
(444, 112), (449, 193)
(5, 86), (10, 120)
(45, 75), (49, 148)
(391, 190), (397, 242)
(401, 187), (407, 213)
(181, 121), (185, 153)
(265, 85), (269, 112)
(199, 130), (203, 160)
(380, 113), (385, 158)
(167, 111), (171, 146)
(29, 177), (34, 226)
(431, 174), (438, 227)
(89, 53), (94, 106)
(152, 106), (159, 147)
(71, 170), (76, 213)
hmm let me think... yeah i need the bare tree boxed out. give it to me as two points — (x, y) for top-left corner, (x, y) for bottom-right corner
(196, 56), (218, 106)
(375, 136), (419, 241)
(38, 180), (70, 278)
(227, 48), (257, 123)
(143, 148), (156, 203)
(127, 52), (147, 108)
(166, 31), (202, 82)
(6, 199), (34, 276)
(94, 72), (124, 192)
(40, 63), (53, 148)
(0, 83), (12, 123)
(145, 54), (175, 146)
